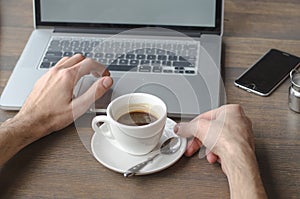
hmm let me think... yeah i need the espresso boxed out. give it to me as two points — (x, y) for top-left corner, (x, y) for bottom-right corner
(117, 110), (158, 126)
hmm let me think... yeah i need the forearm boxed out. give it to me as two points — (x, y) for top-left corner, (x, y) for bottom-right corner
(222, 146), (268, 199)
(0, 114), (45, 166)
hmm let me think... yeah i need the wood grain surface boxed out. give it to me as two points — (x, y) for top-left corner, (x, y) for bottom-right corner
(0, 0), (299, 198)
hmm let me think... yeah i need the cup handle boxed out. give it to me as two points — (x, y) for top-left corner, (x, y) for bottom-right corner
(92, 116), (114, 139)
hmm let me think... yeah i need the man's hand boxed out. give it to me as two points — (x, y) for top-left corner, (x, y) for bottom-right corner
(174, 105), (267, 199)
(0, 54), (113, 165)
(174, 104), (254, 166)
(19, 54), (113, 136)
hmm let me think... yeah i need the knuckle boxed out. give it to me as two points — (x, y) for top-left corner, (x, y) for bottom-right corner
(84, 57), (94, 64)
(73, 53), (85, 59)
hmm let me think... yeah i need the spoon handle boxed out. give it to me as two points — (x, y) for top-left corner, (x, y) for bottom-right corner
(123, 153), (160, 177)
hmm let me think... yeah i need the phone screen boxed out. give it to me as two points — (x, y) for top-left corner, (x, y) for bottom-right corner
(235, 49), (300, 96)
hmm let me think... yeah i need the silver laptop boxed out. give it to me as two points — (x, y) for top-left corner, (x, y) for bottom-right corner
(0, 0), (224, 118)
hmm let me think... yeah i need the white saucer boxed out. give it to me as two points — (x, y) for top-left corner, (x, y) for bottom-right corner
(91, 118), (187, 175)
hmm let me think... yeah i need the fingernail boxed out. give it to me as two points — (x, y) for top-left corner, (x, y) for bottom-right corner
(102, 77), (113, 89)
(173, 124), (179, 133)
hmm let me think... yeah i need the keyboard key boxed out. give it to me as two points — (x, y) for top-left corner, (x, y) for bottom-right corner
(188, 44), (198, 49)
(157, 55), (167, 61)
(135, 49), (145, 54)
(156, 49), (166, 55)
(81, 41), (90, 47)
(130, 60), (139, 65)
(110, 59), (118, 65)
(97, 58), (107, 64)
(119, 59), (129, 65)
(46, 51), (62, 57)
(74, 52), (84, 55)
(140, 60), (150, 65)
(63, 52), (73, 56)
(174, 70), (184, 74)
(153, 66), (162, 73)
(48, 46), (62, 52)
(108, 64), (137, 71)
(40, 62), (51, 68)
(139, 65), (151, 72)
(162, 61), (171, 66)
(105, 53), (114, 59)
(84, 47), (93, 52)
(173, 61), (191, 67)
(175, 66), (185, 70)
(185, 70), (195, 74)
(188, 50), (198, 57)
(84, 52), (93, 57)
(179, 56), (189, 61)
(43, 57), (61, 63)
(126, 54), (135, 59)
(147, 55), (156, 60)
(168, 55), (178, 61)
(152, 60), (161, 66)
(91, 41), (100, 47)
(71, 41), (80, 47)
(137, 54), (146, 60)
(107, 59), (115, 65)
(95, 53), (104, 58)
(116, 54), (125, 59)
(50, 40), (60, 47)
(166, 51), (176, 56)
(163, 69), (173, 73)
(146, 48), (156, 55)
(144, 43), (152, 48)
(105, 47), (115, 53)
(63, 46), (72, 51)
(163, 43), (172, 50)
(61, 40), (70, 47)
(74, 47), (83, 52)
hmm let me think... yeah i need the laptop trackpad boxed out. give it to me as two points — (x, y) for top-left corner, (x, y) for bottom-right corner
(74, 75), (180, 115)
(134, 83), (180, 115)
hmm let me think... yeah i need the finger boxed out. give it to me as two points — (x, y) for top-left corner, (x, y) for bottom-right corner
(173, 122), (190, 137)
(184, 138), (202, 157)
(72, 76), (113, 119)
(174, 119), (211, 142)
(57, 54), (85, 69)
(72, 58), (110, 82)
(206, 150), (218, 164)
(55, 57), (69, 66)
(91, 71), (101, 78)
(193, 105), (227, 121)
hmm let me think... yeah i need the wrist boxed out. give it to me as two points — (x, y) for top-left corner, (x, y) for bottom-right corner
(221, 144), (267, 199)
(0, 114), (48, 165)
(5, 112), (49, 142)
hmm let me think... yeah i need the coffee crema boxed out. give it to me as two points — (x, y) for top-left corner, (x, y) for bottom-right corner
(117, 110), (158, 126)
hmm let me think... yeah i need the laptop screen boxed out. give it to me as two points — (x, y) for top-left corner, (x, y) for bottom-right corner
(35, 0), (222, 35)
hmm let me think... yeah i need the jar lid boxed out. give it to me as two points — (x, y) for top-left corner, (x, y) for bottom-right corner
(290, 67), (300, 90)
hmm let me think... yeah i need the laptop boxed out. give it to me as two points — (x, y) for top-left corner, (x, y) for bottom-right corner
(0, 0), (224, 118)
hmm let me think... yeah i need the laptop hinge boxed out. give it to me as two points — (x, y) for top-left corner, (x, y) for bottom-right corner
(54, 27), (204, 38)
(54, 27), (125, 35)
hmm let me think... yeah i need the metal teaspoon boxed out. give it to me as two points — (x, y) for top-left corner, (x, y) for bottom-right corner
(123, 136), (181, 177)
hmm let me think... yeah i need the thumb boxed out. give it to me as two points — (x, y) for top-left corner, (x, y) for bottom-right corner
(174, 118), (211, 143)
(72, 76), (113, 119)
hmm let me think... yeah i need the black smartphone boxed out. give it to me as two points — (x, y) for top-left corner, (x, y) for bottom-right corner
(234, 49), (300, 96)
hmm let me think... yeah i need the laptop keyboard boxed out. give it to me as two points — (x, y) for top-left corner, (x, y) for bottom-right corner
(39, 36), (199, 75)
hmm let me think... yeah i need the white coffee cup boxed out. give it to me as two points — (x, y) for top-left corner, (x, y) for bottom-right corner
(92, 93), (167, 155)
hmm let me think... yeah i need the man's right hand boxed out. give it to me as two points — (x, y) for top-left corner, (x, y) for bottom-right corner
(174, 104), (267, 199)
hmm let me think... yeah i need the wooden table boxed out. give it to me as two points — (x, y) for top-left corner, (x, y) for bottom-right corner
(1, 0), (299, 198)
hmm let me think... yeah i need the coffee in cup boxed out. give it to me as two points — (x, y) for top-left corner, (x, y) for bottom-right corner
(92, 93), (167, 155)
(117, 109), (158, 126)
